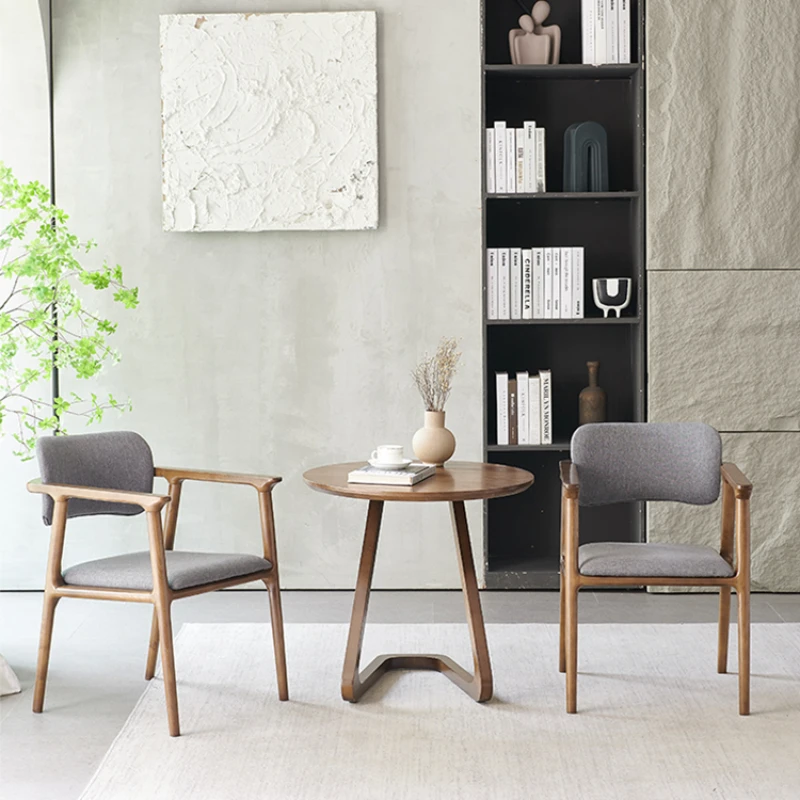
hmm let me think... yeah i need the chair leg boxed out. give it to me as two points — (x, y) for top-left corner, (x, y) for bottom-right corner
(154, 598), (180, 736)
(265, 576), (289, 701)
(558, 570), (566, 674)
(737, 587), (750, 716)
(565, 586), (579, 713)
(33, 593), (60, 713)
(145, 608), (160, 680)
(717, 587), (731, 674)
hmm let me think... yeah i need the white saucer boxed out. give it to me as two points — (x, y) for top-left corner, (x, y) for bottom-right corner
(368, 457), (413, 471)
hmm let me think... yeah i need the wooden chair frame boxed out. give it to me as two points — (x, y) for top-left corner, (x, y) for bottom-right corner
(558, 461), (753, 715)
(27, 466), (288, 737)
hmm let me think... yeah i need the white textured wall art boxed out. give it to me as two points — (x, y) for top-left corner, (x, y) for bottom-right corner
(160, 12), (378, 232)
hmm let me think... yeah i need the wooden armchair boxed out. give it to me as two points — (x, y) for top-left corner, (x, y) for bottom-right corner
(559, 422), (752, 715)
(28, 431), (287, 737)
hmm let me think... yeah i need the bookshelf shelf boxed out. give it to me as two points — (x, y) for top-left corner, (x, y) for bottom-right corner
(487, 317), (640, 326)
(487, 191), (640, 200)
(481, 0), (646, 589)
(485, 64), (640, 79)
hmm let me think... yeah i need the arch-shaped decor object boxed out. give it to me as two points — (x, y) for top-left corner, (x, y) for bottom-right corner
(563, 121), (609, 192)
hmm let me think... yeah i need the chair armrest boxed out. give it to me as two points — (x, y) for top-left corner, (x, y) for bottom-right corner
(154, 467), (282, 492)
(721, 463), (753, 500)
(27, 479), (171, 512)
(560, 461), (580, 499)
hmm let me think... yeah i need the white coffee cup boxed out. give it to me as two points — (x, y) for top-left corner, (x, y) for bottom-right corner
(371, 445), (404, 464)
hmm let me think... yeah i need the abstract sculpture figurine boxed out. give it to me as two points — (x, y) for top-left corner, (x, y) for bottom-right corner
(509, 2), (561, 65)
(592, 278), (632, 318)
(563, 121), (609, 192)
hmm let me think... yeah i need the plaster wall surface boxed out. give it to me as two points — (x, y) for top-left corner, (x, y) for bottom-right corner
(647, 0), (800, 590)
(1, 0), (482, 589)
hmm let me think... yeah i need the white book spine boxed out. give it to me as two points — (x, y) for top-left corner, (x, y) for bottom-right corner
(539, 369), (552, 445)
(487, 248), (498, 320)
(498, 248), (511, 320)
(581, 0), (596, 64)
(560, 247), (572, 319)
(510, 248), (522, 320)
(522, 249), (533, 320)
(552, 247), (561, 319)
(608, 0), (619, 63)
(595, 0), (607, 64)
(494, 121), (507, 194)
(506, 128), (516, 194)
(515, 129), (525, 194)
(517, 371), (529, 445)
(619, 0), (631, 63)
(572, 246), (584, 319)
(533, 247), (544, 319)
(523, 121), (536, 193)
(535, 128), (546, 192)
(485, 128), (496, 194)
(543, 247), (553, 319)
(528, 375), (541, 445)
(496, 372), (509, 446)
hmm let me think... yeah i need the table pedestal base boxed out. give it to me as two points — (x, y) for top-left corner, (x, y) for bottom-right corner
(341, 500), (492, 703)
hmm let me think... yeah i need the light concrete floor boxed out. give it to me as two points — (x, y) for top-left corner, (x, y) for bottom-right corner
(1, 589), (798, 800)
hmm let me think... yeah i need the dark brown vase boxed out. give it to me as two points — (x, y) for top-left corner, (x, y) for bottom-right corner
(579, 361), (606, 424)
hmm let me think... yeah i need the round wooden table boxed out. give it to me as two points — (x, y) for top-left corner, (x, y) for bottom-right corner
(303, 461), (534, 703)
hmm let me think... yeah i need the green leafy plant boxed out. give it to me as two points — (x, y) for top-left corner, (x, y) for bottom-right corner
(0, 162), (139, 459)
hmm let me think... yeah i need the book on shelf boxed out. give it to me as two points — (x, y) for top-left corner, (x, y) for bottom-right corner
(485, 128), (496, 194)
(583, 0), (630, 64)
(522, 249), (533, 320)
(517, 371), (529, 445)
(528, 374), (541, 445)
(487, 246), (584, 320)
(573, 246), (585, 318)
(496, 372), (509, 446)
(539, 369), (552, 445)
(511, 248), (522, 319)
(498, 248), (510, 319)
(515, 129), (525, 192)
(487, 248), (498, 320)
(543, 247), (553, 319)
(348, 463), (436, 486)
(552, 247), (561, 319)
(495, 369), (551, 447)
(506, 127), (516, 193)
(486, 120), (544, 194)
(494, 121), (507, 193)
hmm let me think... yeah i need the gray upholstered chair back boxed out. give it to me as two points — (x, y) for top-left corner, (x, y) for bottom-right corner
(571, 423), (721, 507)
(35, 431), (154, 525)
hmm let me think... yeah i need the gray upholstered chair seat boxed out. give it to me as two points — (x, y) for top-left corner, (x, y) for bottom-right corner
(578, 542), (734, 578)
(62, 551), (272, 591)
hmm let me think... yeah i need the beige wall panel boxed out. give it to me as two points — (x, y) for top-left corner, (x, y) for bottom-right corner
(648, 0), (800, 271)
(648, 433), (800, 592)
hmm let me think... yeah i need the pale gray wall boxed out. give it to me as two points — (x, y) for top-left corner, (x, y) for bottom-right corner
(1, 0), (482, 589)
(647, 0), (800, 589)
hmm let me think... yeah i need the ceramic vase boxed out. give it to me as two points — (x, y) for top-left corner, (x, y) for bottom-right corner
(578, 361), (607, 425)
(412, 410), (456, 466)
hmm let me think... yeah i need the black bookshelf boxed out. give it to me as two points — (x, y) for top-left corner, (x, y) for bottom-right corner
(481, 0), (646, 589)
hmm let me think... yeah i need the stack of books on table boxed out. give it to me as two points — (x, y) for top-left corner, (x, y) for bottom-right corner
(582, 0), (631, 64)
(486, 121), (545, 194)
(496, 370), (552, 446)
(487, 247), (584, 320)
(347, 463), (436, 486)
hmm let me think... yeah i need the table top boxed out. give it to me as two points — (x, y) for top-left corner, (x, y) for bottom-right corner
(303, 461), (534, 502)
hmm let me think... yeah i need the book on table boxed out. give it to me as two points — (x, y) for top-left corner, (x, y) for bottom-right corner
(347, 463), (436, 486)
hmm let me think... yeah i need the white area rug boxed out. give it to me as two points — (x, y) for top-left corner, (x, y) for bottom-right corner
(81, 623), (800, 800)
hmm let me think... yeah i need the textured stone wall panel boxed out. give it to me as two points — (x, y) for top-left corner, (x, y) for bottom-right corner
(649, 271), (800, 431)
(648, 0), (800, 270)
(648, 433), (800, 591)
(160, 12), (378, 232)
